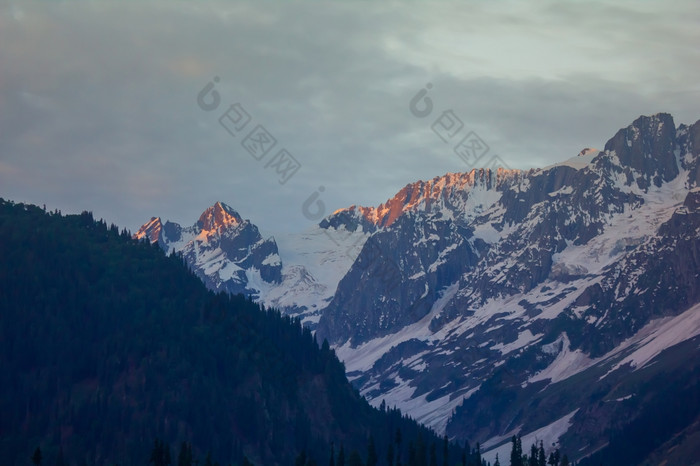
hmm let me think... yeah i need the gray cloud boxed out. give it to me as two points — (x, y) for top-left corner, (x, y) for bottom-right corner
(1, 1), (699, 234)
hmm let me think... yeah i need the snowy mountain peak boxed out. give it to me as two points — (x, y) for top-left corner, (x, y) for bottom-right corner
(197, 201), (242, 232)
(603, 112), (678, 188)
(135, 203), (282, 296)
(134, 217), (163, 243)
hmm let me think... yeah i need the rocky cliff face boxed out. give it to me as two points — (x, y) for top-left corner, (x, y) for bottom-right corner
(603, 113), (679, 188)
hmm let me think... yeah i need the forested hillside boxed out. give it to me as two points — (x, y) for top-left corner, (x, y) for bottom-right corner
(0, 199), (458, 465)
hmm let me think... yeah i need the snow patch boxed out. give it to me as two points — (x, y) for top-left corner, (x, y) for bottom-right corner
(529, 334), (594, 384)
(492, 330), (543, 355)
(482, 410), (579, 465)
(605, 301), (700, 374)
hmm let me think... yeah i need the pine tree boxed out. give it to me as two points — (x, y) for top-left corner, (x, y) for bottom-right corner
(510, 436), (523, 466)
(296, 451), (308, 466)
(408, 441), (416, 466)
(367, 435), (378, 466)
(348, 450), (364, 466)
(178, 441), (193, 466)
(387, 441), (395, 466)
(32, 447), (42, 466)
(537, 442), (546, 466)
(494, 453), (501, 466)
(517, 437), (523, 466)
(395, 428), (402, 466)
(560, 455), (569, 466)
(429, 443), (437, 466)
(329, 442), (336, 466)
(150, 439), (166, 466)
(529, 444), (538, 466)
(442, 435), (449, 466)
(416, 433), (427, 466)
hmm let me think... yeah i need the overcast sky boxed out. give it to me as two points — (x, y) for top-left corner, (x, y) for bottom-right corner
(1, 1), (699, 234)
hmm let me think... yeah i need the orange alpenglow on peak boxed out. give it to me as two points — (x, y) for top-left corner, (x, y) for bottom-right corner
(197, 202), (242, 231)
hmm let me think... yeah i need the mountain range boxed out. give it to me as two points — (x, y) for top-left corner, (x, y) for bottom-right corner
(137, 113), (700, 463)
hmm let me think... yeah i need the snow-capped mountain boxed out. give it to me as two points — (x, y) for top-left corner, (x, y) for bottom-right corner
(135, 201), (370, 324)
(135, 202), (283, 297)
(315, 113), (700, 459)
(138, 113), (700, 461)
